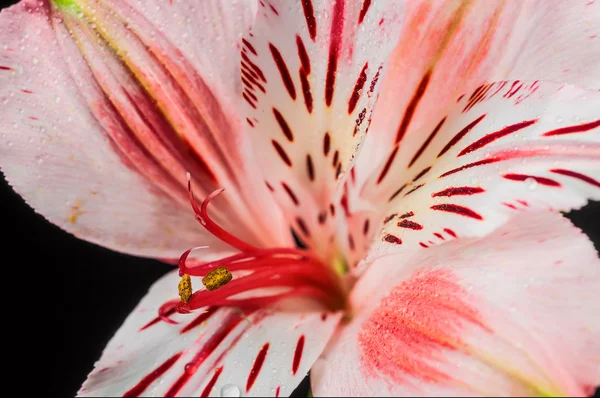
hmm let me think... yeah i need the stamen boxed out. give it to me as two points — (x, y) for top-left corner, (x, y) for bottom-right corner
(202, 266), (232, 291)
(178, 274), (193, 303)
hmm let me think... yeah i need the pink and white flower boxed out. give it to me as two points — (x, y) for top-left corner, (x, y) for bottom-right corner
(1, 0), (599, 396)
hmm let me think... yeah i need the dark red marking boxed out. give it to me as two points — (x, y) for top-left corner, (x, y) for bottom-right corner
(243, 92), (257, 109)
(21, 89), (33, 94)
(329, 203), (336, 216)
(383, 214), (397, 223)
(543, 119), (600, 136)
(437, 114), (486, 157)
(404, 184), (424, 196)
(399, 211), (414, 219)
(348, 233), (355, 250)
(293, 335), (306, 375)
(266, 181), (274, 191)
(432, 186), (485, 197)
(245, 89), (258, 102)
(376, 146), (399, 184)
(409, 117), (446, 167)
(434, 233), (444, 240)
(299, 69), (313, 113)
(242, 38), (257, 55)
(439, 157), (499, 178)
(301, 0), (317, 41)
(458, 119), (537, 157)
(180, 307), (217, 334)
(363, 219), (370, 235)
(503, 173), (561, 187)
(247, 343), (270, 392)
(200, 367), (223, 397)
(388, 184), (407, 202)
(384, 234), (402, 244)
(463, 83), (493, 113)
(139, 306), (176, 331)
(269, 43), (297, 100)
(444, 228), (457, 237)
(395, 71), (432, 143)
(419, 242), (428, 248)
(430, 204), (483, 220)
(246, 117), (255, 127)
(271, 140), (292, 167)
(306, 154), (315, 181)
(504, 81), (523, 99)
(358, 0), (372, 23)
(412, 166), (431, 182)
(296, 35), (311, 73)
(325, 0), (345, 107)
(0, 66), (12, 71)
(318, 211), (327, 224)
(122, 352), (182, 397)
(282, 182), (300, 205)
(241, 52), (267, 82)
(516, 200), (529, 207)
(348, 63), (368, 114)
(550, 168), (600, 188)
(270, 4), (279, 15)
(398, 220), (423, 230)
(273, 108), (294, 141)
(503, 202), (517, 209)
(503, 81), (521, 98)
(323, 132), (331, 156)
(335, 163), (342, 178)
(332, 150), (339, 167)
(241, 69), (266, 93)
(296, 217), (310, 237)
(276, 386), (281, 397)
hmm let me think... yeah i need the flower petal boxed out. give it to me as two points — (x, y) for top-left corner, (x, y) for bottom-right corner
(240, 0), (405, 258)
(312, 212), (600, 396)
(356, 0), (600, 186)
(0, 1), (291, 259)
(361, 80), (600, 260)
(79, 270), (341, 397)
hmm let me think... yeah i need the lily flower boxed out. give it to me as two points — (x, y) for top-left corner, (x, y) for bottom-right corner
(1, 0), (600, 396)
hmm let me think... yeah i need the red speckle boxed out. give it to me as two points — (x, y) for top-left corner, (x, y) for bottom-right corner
(299, 69), (313, 113)
(503, 202), (517, 209)
(388, 184), (407, 202)
(321, 313), (328, 321)
(332, 150), (339, 167)
(243, 92), (257, 109)
(458, 119), (538, 157)
(383, 234), (402, 244)
(550, 168), (600, 188)
(301, 0), (317, 41)
(439, 157), (499, 178)
(412, 166), (431, 182)
(403, 183), (424, 196)
(383, 214), (397, 223)
(200, 367), (223, 397)
(323, 132), (331, 156)
(123, 352), (182, 397)
(503, 173), (561, 187)
(395, 72), (432, 143)
(419, 242), (428, 248)
(358, 269), (487, 384)
(282, 182), (299, 206)
(399, 211), (414, 219)
(306, 154), (315, 181)
(266, 181), (274, 192)
(247, 343), (270, 392)
(273, 108), (294, 142)
(376, 146), (399, 184)
(363, 219), (370, 235)
(409, 117), (446, 167)
(437, 114), (486, 158)
(432, 186), (485, 197)
(348, 233), (356, 250)
(348, 63), (368, 114)
(292, 335), (305, 375)
(434, 232), (444, 240)
(28, 116), (39, 120)
(295, 217), (310, 237)
(242, 38), (257, 55)
(269, 4), (279, 15)
(246, 117), (255, 127)
(21, 89), (33, 94)
(358, 0), (371, 23)
(269, 44), (296, 100)
(271, 139), (292, 167)
(397, 220), (423, 230)
(431, 204), (483, 220)
(324, 0), (345, 107)
(0, 66), (13, 71)
(139, 303), (176, 331)
(444, 228), (457, 238)
(296, 35), (311, 73)
(276, 385), (281, 397)
(241, 52), (267, 83)
(543, 119), (600, 136)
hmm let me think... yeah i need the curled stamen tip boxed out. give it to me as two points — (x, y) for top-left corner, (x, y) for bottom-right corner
(178, 274), (193, 303)
(202, 266), (233, 291)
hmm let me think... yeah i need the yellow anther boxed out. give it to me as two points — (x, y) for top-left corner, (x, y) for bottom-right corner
(202, 266), (232, 291)
(178, 274), (193, 303)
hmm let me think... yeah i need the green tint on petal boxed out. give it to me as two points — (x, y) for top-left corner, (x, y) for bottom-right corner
(51, 0), (81, 14)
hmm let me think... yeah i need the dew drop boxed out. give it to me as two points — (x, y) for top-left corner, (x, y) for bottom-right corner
(555, 116), (563, 123)
(184, 363), (197, 375)
(220, 384), (241, 397)
(525, 177), (537, 190)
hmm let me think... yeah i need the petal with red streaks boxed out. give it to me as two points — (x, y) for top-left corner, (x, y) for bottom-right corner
(312, 212), (600, 396)
(78, 270), (341, 397)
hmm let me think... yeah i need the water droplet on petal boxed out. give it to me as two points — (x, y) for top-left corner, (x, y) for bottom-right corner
(220, 384), (241, 397)
(184, 363), (197, 375)
(525, 177), (537, 190)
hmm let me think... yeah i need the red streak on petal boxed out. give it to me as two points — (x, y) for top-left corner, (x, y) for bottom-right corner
(399, 211), (414, 219)
(0, 66), (12, 71)
(323, 132), (331, 156)
(292, 335), (305, 375)
(200, 367), (223, 397)
(437, 114), (486, 157)
(273, 108), (294, 141)
(434, 233), (444, 240)
(383, 234), (402, 244)
(444, 228), (457, 238)
(299, 69), (313, 113)
(139, 305), (176, 331)
(439, 157), (499, 178)
(306, 154), (315, 181)
(272, 139), (293, 167)
(180, 307), (218, 334)
(241, 52), (267, 83)
(296, 35), (311, 73)
(388, 184), (407, 202)
(550, 168), (600, 188)
(458, 119), (537, 157)
(503, 173), (561, 187)
(432, 186), (485, 197)
(376, 146), (399, 184)
(395, 71), (431, 143)
(412, 166), (431, 182)
(122, 352), (182, 397)
(242, 38), (257, 55)
(348, 63), (368, 114)
(296, 217), (310, 237)
(404, 183), (424, 196)
(325, 0), (345, 107)
(276, 385), (281, 397)
(363, 219), (370, 235)
(431, 204), (483, 220)
(246, 343), (270, 392)
(543, 119), (600, 136)
(397, 220), (423, 230)
(409, 117), (446, 168)
(301, 0), (317, 41)
(358, 0), (372, 23)
(282, 182), (300, 205)
(269, 43), (297, 100)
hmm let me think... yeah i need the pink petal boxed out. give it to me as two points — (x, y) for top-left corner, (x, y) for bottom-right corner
(312, 212), (600, 396)
(356, 0), (600, 185)
(0, 1), (292, 259)
(358, 80), (600, 261)
(78, 270), (341, 397)
(239, 0), (405, 259)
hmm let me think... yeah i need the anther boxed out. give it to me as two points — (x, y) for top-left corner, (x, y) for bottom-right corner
(202, 266), (233, 291)
(178, 274), (193, 303)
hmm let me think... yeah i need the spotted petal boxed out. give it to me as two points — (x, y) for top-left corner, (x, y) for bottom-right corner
(240, 0), (405, 259)
(0, 0), (290, 260)
(78, 270), (342, 397)
(361, 81), (600, 260)
(312, 212), (600, 396)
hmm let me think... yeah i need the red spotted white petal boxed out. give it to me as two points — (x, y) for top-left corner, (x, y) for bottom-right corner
(79, 270), (341, 397)
(240, 0), (405, 259)
(312, 212), (600, 396)
(356, 0), (600, 186)
(360, 80), (600, 260)
(0, 0), (291, 260)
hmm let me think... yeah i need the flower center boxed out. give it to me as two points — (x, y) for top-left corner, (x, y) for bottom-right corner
(174, 174), (346, 314)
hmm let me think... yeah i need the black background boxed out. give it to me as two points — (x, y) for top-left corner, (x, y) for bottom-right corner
(2, 0), (599, 396)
